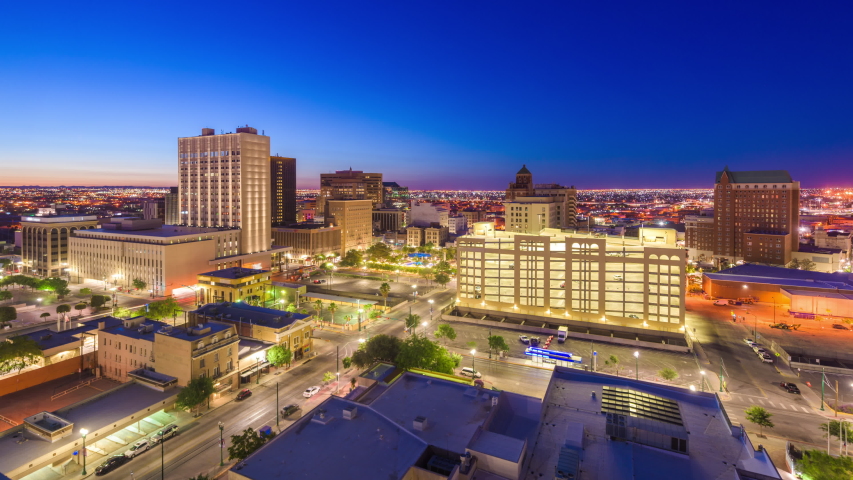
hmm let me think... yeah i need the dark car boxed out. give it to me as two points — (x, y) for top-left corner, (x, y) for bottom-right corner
(281, 404), (301, 418)
(236, 389), (252, 401)
(832, 324), (848, 330)
(780, 382), (801, 394)
(95, 455), (129, 476)
(530, 337), (541, 346)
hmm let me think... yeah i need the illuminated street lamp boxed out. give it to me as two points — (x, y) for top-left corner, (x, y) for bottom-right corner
(358, 308), (364, 332)
(700, 370), (706, 392)
(633, 351), (639, 381)
(218, 422), (224, 466)
(428, 299), (434, 320)
(80, 428), (88, 475)
(470, 349), (476, 371)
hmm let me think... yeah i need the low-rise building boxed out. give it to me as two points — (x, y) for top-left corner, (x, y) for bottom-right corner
(813, 226), (851, 258)
(447, 214), (468, 235)
(271, 224), (341, 262)
(21, 215), (99, 278)
(196, 267), (271, 304)
(407, 226), (449, 247)
(372, 207), (407, 232)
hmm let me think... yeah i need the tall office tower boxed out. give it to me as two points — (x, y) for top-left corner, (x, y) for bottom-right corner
(506, 165), (577, 228)
(179, 127), (271, 255)
(326, 199), (373, 253)
(271, 156), (297, 226)
(164, 187), (180, 225)
(318, 169), (384, 214)
(712, 167), (800, 265)
(142, 198), (165, 221)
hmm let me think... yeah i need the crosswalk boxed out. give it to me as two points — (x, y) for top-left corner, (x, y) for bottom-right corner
(726, 392), (812, 413)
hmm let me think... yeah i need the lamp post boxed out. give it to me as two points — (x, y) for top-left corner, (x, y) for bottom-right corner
(700, 370), (706, 392)
(218, 422), (224, 466)
(633, 351), (639, 381)
(410, 284), (417, 317)
(80, 428), (88, 475)
(428, 299), (434, 321)
(278, 299), (285, 310)
(470, 349), (476, 371)
(159, 429), (165, 479)
(358, 308), (363, 332)
(256, 354), (261, 384)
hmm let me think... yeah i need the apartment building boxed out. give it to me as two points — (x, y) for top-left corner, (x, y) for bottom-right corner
(407, 226), (449, 247)
(447, 214), (468, 235)
(457, 230), (686, 330)
(505, 165), (577, 228)
(504, 196), (558, 234)
(69, 217), (244, 296)
(196, 267), (271, 304)
(406, 226), (423, 247)
(164, 187), (180, 225)
(98, 316), (240, 388)
(326, 199), (373, 252)
(21, 215), (98, 277)
(684, 211), (715, 262)
(179, 126), (271, 255)
(372, 207), (407, 232)
(142, 198), (165, 221)
(271, 156), (297, 226)
(271, 224), (342, 261)
(192, 302), (315, 361)
(318, 169), (384, 214)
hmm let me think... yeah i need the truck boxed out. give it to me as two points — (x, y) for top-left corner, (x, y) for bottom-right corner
(557, 326), (568, 343)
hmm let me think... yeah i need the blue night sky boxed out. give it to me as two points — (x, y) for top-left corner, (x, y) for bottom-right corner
(1, 1), (852, 189)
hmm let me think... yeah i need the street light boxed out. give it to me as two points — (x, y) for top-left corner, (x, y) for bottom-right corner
(218, 422), (224, 466)
(428, 299), (434, 321)
(358, 308), (364, 332)
(80, 428), (88, 475)
(470, 349), (476, 371)
(278, 299), (285, 310)
(159, 428), (165, 479)
(633, 351), (639, 381)
(256, 353), (263, 384)
(700, 370), (706, 392)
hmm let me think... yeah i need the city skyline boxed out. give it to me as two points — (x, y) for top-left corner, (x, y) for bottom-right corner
(2, 2), (853, 189)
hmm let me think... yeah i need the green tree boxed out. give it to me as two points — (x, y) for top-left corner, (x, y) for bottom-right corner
(147, 297), (181, 321)
(488, 335), (510, 357)
(0, 336), (43, 375)
(366, 242), (392, 262)
(785, 259), (801, 269)
(73, 303), (87, 317)
(0, 258), (10, 273)
(0, 306), (16, 325)
(89, 295), (110, 309)
(56, 304), (71, 321)
(313, 299), (324, 320)
(342, 356), (352, 369)
(434, 272), (451, 289)
(285, 303), (297, 314)
(228, 427), (275, 461)
(267, 344), (293, 367)
(819, 419), (851, 442)
(797, 449), (853, 480)
(55, 286), (71, 299)
(322, 371), (336, 384)
(80, 287), (92, 295)
(351, 334), (402, 368)
(405, 313), (421, 333)
(132, 277), (147, 291)
(450, 352), (462, 368)
(40, 312), (50, 321)
(659, 367), (678, 382)
(188, 475), (210, 480)
(605, 355), (620, 376)
(419, 267), (434, 286)
(175, 376), (215, 416)
(339, 249), (364, 267)
(0, 291), (12, 303)
(434, 260), (452, 273)
(379, 282), (391, 307)
(327, 303), (338, 324)
(744, 405), (774, 436)
(395, 333), (455, 374)
(112, 306), (133, 319)
(799, 259), (817, 271)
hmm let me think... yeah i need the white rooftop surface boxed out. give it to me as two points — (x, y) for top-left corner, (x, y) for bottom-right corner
(0, 383), (178, 474)
(368, 373), (501, 454)
(527, 368), (779, 480)
(231, 396), (427, 480)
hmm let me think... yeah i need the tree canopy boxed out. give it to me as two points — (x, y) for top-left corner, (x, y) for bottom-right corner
(175, 376), (215, 414)
(487, 335), (510, 356)
(351, 334), (402, 368)
(339, 249), (364, 267)
(797, 449), (853, 480)
(228, 427), (275, 461)
(0, 336), (44, 375)
(744, 405), (774, 435)
(434, 324), (457, 345)
(147, 297), (182, 321)
(0, 306), (17, 324)
(395, 334), (456, 374)
(266, 344), (293, 367)
(132, 278), (147, 290)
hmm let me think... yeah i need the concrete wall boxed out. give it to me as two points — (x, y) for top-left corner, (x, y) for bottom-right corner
(0, 352), (96, 397)
(703, 277), (793, 304)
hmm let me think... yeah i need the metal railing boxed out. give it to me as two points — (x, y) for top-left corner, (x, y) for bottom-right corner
(192, 335), (239, 359)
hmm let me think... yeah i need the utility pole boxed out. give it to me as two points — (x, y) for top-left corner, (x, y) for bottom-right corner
(719, 360), (724, 393)
(488, 326), (492, 359)
(820, 368), (826, 411)
(276, 382), (280, 429)
(336, 345), (339, 374)
(836, 380), (839, 417)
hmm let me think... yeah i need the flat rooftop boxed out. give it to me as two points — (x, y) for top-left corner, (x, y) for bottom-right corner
(20, 215), (97, 223)
(19, 329), (82, 351)
(0, 382), (179, 475)
(705, 264), (853, 291)
(230, 396), (427, 480)
(528, 368), (779, 480)
(195, 302), (311, 330)
(160, 321), (233, 342)
(198, 267), (269, 279)
(78, 225), (230, 238)
(102, 319), (169, 341)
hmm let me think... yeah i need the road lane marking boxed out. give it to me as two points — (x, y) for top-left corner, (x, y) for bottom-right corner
(769, 402), (777, 408)
(758, 398), (766, 406)
(802, 407), (811, 413)
(779, 403), (786, 410)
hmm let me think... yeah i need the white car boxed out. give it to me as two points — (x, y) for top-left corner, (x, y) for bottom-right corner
(743, 338), (755, 346)
(758, 353), (774, 364)
(126, 439), (150, 458)
(713, 300), (728, 306)
(303, 386), (321, 398)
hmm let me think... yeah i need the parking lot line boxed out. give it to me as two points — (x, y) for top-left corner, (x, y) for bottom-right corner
(779, 403), (787, 410)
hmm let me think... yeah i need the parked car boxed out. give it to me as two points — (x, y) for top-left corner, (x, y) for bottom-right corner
(313, 279), (326, 284)
(125, 439), (150, 458)
(95, 455), (129, 476)
(303, 386), (321, 398)
(832, 324), (848, 330)
(150, 424), (178, 444)
(758, 353), (774, 364)
(743, 338), (756, 346)
(236, 389), (252, 401)
(281, 404), (301, 418)
(751, 344), (765, 353)
(713, 300), (728, 306)
(780, 382), (801, 394)
(460, 367), (482, 378)
(754, 348), (768, 356)
(518, 335), (530, 344)
(530, 337), (541, 346)
(628, 314), (639, 319)
(728, 300), (742, 306)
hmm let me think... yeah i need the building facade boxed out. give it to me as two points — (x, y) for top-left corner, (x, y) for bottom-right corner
(326, 199), (373, 252)
(196, 267), (271, 304)
(21, 215), (99, 278)
(179, 126), (271, 255)
(457, 232), (686, 330)
(372, 208), (407, 232)
(271, 224), (342, 261)
(164, 187), (180, 225)
(504, 197), (557, 234)
(318, 169), (383, 214)
(684, 212), (715, 262)
(142, 198), (165, 221)
(506, 165), (577, 228)
(271, 156), (297, 226)
(447, 214), (468, 235)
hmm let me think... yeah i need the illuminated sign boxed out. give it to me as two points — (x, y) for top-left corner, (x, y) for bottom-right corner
(524, 347), (582, 363)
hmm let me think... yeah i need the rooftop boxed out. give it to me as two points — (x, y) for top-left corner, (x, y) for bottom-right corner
(160, 321), (234, 342)
(102, 318), (169, 341)
(194, 302), (312, 330)
(79, 225), (230, 238)
(715, 167), (794, 184)
(20, 215), (97, 223)
(237, 337), (276, 361)
(19, 329), (83, 352)
(198, 267), (269, 279)
(704, 264), (853, 291)
(231, 396), (428, 480)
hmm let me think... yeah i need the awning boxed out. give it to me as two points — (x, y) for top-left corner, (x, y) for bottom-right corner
(240, 361), (269, 377)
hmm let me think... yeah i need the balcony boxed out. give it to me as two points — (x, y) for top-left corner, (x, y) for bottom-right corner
(192, 335), (239, 359)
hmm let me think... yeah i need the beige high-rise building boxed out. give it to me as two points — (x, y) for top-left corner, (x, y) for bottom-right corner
(505, 165), (577, 229)
(179, 126), (271, 255)
(21, 215), (99, 277)
(318, 169), (383, 214)
(457, 230), (686, 331)
(272, 225), (342, 261)
(504, 196), (558, 234)
(326, 199), (373, 253)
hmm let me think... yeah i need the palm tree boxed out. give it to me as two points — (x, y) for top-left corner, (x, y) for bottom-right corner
(328, 302), (338, 325)
(379, 282), (391, 308)
(313, 299), (324, 323)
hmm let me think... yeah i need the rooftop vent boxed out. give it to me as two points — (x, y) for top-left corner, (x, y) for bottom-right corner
(413, 416), (428, 431)
(311, 409), (333, 425)
(201, 128), (215, 136)
(343, 406), (358, 420)
(40, 334), (52, 341)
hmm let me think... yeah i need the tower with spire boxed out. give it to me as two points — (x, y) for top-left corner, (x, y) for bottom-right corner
(506, 164), (535, 201)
